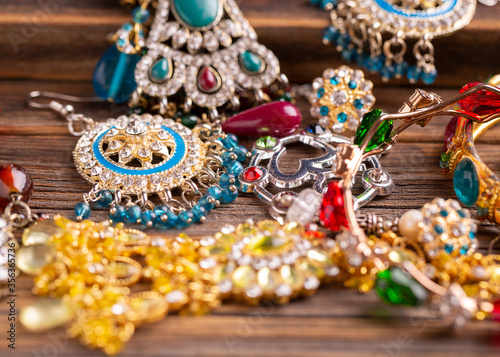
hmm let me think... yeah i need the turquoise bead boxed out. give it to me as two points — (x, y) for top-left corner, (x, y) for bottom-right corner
(97, 190), (113, 208)
(221, 151), (236, 166)
(160, 211), (178, 229)
(320, 106), (329, 116)
(191, 205), (207, 222)
(227, 161), (243, 176)
(207, 186), (222, 200)
(234, 146), (248, 162)
(93, 45), (141, 103)
(132, 7), (150, 24)
(149, 58), (171, 83)
(239, 51), (264, 74)
(421, 68), (438, 85)
(127, 205), (142, 223)
(75, 203), (91, 220)
(453, 158), (479, 207)
(220, 173), (237, 187)
(221, 187), (238, 203)
(173, 0), (220, 28)
(407, 66), (422, 83)
(141, 210), (157, 227)
(110, 206), (127, 222)
(199, 195), (215, 211)
(337, 112), (348, 123)
(177, 211), (194, 228)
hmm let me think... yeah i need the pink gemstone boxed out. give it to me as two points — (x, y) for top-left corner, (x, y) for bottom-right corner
(493, 300), (500, 323)
(444, 116), (459, 150)
(319, 182), (348, 231)
(197, 67), (220, 94)
(221, 101), (302, 138)
(458, 82), (500, 118)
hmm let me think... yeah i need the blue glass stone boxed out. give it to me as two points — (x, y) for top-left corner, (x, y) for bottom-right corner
(75, 203), (91, 220)
(127, 205), (142, 223)
(434, 224), (444, 234)
(453, 158), (479, 207)
(173, 0), (220, 28)
(149, 58), (171, 83)
(348, 80), (357, 89)
(234, 146), (248, 162)
(97, 190), (114, 208)
(310, 0), (321, 5)
(337, 112), (348, 123)
(116, 38), (126, 47)
(221, 136), (238, 150)
(306, 124), (326, 135)
(440, 210), (449, 217)
(132, 7), (150, 24)
(239, 51), (264, 74)
(228, 133), (239, 145)
(110, 206), (127, 222)
(394, 61), (409, 78)
(380, 65), (395, 81)
(469, 231), (476, 239)
(353, 99), (364, 109)
(160, 211), (178, 229)
(407, 66), (422, 83)
(330, 76), (340, 85)
(341, 48), (357, 62)
(93, 45), (141, 103)
(320, 106), (329, 116)
(177, 211), (194, 228)
(153, 205), (169, 218)
(221, 151), (236, 166)
(221, 187), (238, 203)
(141, 210), (157, 227)
(191, 204), (207, 222)
(122, 23), (133, 31)
(444, 243), (454, 254)
(356, 53), (368, 68)
(457, 210), (466, 218)
(227, 161), (244, 176)
(335, 33), (351, 49)
(219, 173), (237, 188)
(460, 245), (469, 255)
(320, 0), (335, 9)
(318, 88), (325, 98)
(199, 195), (216, 211)
(365, 55), (384, 73)
(207, 186), (223, 200)
(421, 68), (438, 85)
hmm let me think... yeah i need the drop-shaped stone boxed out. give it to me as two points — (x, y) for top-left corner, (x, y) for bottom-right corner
(173, 0), (221, 28)
(298, 259), (325, 279)
(17, 244), (56, 275)
(375, 267), (428, 306)
(458, 81), (500, 118)
(149, 58), (172, 83)
(93, 44), (141, 103)
(212, 261), (236, 283)
(245, 232), (291, 255)
(239, 51), (265, 74)
(453, 157), (479, 207)
(197, 66), (221, 94)
(280, 264), (304, 289)
(232, 265), (256, 288)
(257, 267), (277, 291)
(22, 219), (63, 246)
(20, 298), (75, 331)
(444, 116), (459, 150)
(0, 164), (33, 210)
(354, 109), (393, 152)
(307, 249), (333, 265)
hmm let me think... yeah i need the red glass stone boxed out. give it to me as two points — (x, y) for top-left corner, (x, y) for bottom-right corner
(319, 181), (349, 231)
(0, 164), (33, 210)
(444, 116), (459, 150)
(242, 167), (263, 182)
(197, 66), (220, 94)
(458, 82), (500, 118)
(493, 300), (500, 323)
(222, 101), (302, 138)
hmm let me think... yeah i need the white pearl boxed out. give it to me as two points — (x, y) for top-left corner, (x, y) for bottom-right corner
(398, 210), (423, 241)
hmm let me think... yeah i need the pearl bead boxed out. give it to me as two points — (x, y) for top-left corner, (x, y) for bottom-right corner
(398, 210), (423, 241)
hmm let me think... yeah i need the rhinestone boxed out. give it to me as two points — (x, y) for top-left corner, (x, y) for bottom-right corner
(136, 177), (148, 187)
(84, 160), (96, 169)
(325, 265), (340, 276)
(112, 176), (122, 185)
(187, 31), (203, 53)
(100, 170), (113, 181)
(218, 280), (233, 293)
(172, 28), (188, 49)
(78, 146), (91, 154)
(119, 147), (132, 158)
(304, 276), (320, 290)
(471, 265), (487, 279)
(351, 69), (364, 82)
(80, 154), (92, 163)
(200, 236), (216, 246)
(331, 90), (348, 107)
(322, 68), (335, 79)
(137, 148), (151, 158)
(150, 141), (163, 151)
(90, 166), (102, 176)
(422, 232), (434, 243)
(275, 284), (293, 297)
(162, 175), (173, 184)
(452, 223), (467, 237)
(109, 140), (122, 150)
(199, 258), (216, 269)
(337, 66), (350, 77)
(246, 284), (263, 299)
(106, 128), (119, 137)
(360, 81), (374, 92)
(157, 130), (169, 140)
(331, 122), (344, 133)
(166, 290), (186, 303)
(111, 303), (127, 315)
(149, 174), (161, 185)
(125, 121), (147, 135)
(122, 176), (134, 187)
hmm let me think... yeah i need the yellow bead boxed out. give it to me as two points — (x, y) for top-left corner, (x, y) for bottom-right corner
(232, 265), (256, 288)
(257, 267), (277, 291)
(17, 244), (56, 275)
(20, 297), (75, 331)
(280, 264), (304, 289)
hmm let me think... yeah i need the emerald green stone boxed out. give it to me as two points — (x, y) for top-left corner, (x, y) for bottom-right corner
(353, 109), (393, 152)
(173, 0), (221, 28)
(453, 157), (479, 207)
(149, 58), (171, 83)
(375, 267), (428, 306)
(239, 51), (264, 74)
(256, 136), (277, 149)
(180, 115), (198, 129)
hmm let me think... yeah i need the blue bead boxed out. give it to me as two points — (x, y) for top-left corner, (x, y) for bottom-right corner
(407, 66), (422, 83)
(457, 210), (466, 218)
(341, 48), (357, 62)
(177, 211), (194, 228)
(110, 206), (127, 222)
(221, 136), (238, 150)
(160, 211), (178, 229)
(444, 243), (454, 254)
(191, 205), (207, 223)
(207, 186), (223, 200)
(348, 80), (357, 89)
(394, 61), (409, 78)
(421, 68), (438, 85)
(322, 26), (339, 43)
(365, 55), (384, 73)
(75, 203), (91, 220)
(122, 23), (133, 31)
(337, 112), (348, 123)
(353, 99), (364, 109)
(153, 205), (169, 221)
(96, 190), (114, 208)
(356, 52), (368, 68)
(310, 0), (321, 5)
(221, 151), (236, 166)
(233, 146), (248, 162)
(219, 173), (237, 188)
(335, 33), (350, 49)
(434, 224), (444, 234)
(199, 195), (216, 211)
(469, 231), (476, 239)
(132, 7), (150, 24)
(127, 205), (142, 223)
(221, 187), (238, 203)
(320, 106), (329, 116)
(459, 245), (469, 255)
(93, 45), (141, 104)
(228, 133), (239, 145)
(330, 76), (340, 85)
(453, 158), (479, 207)
(380, 65), (395, 81)
(440, 210), (449, 217)
(318, 88), (325, 98)
(227, 161), (244, 176)
(141, 210), (157, 227)
(320, 0), (334, 9)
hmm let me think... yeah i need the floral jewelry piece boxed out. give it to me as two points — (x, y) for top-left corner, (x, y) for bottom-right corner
(28, 92), (248, 229)
(441, 77), (500, 225)
(312, 0), (476, 84)
(95, 0), (290, 119)
(310, 66), (375, 133)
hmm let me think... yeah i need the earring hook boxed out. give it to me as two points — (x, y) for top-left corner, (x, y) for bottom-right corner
(26, 91), (105, 117)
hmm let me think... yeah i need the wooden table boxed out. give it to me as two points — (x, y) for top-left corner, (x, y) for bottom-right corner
(1, 1), (500, 356)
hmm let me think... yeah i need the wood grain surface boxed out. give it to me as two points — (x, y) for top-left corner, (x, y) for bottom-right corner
(0, 0), (500, 356)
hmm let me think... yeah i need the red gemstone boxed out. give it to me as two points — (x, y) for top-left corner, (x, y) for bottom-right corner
(493, 300), (500, 323)
(242, 167), (263, 182)
(319, 181), (348, 231)
(458, 82), (500, 118)
(444, 116), (459, 150)
(0, 164), (33, 210)
(197, 66), (220, 94)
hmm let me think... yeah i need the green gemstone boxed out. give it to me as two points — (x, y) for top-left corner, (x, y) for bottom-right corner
(149, 58), (171, 83)
(173, 0), (220, 28)
(441, 152), (451, 162)
(256, 136), (277, 149)
(353, 109), (393, 152)
(453, 157), (479, 207)
(245, 232), (291, 255)
(180, 115), (198, 129)
(239, 51), (264, 74)
(375, 267), (428, 306)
